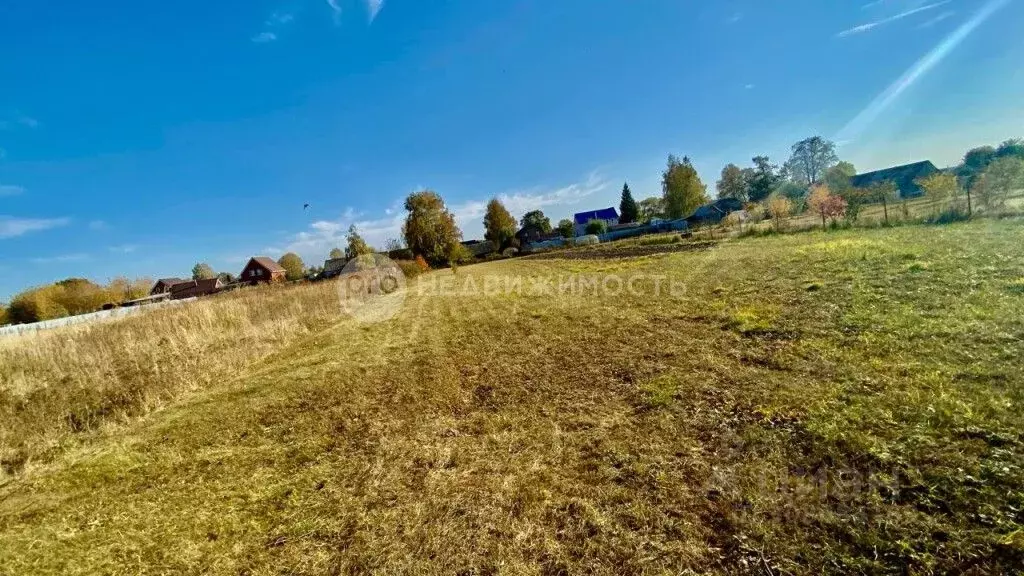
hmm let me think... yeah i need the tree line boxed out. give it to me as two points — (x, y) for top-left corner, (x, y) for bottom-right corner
(710, 135), (1024, 231)
(5, 136), (1022, 325)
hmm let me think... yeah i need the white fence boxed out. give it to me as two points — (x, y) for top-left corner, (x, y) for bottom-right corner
(0, 298), (196, 337)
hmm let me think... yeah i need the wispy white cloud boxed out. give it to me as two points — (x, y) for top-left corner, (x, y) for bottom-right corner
(0, 216), (70, 239)
(917, 10), (956, 28)
(252, 10), (294, 43)
(285, 206), (403, 259)
(838, 1), (951, 37)
(251, 31), (278, 43)
(451, 172), (609, 225)
(269, 11), (294, 25)
(0, 113), (38, 131)
(30, 253), (89, 265)
(0, 185), (25, 197)
(744, 83), (756, 90)
(367, 0), (385, 22)
(836, 0), (1010, 143)
(726, 12), (743, 23)
(108, 244), (138, 254)
(862, 0), (889, 9)
(325, 0), (342, 24)
(17, 114), (39, 129)
(88, 220), (108, 231)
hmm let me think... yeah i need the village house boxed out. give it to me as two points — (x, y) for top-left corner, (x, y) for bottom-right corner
(573, 207), (619, 236)
(686, 198), (744, 226)
(169, 278), (224, 300)
(320, 257), (348, 280)
(461, 240), (496, 258)
(850, 160), (939, 199)
(239, 257), (287, 284)
(150, 278), (187, 296)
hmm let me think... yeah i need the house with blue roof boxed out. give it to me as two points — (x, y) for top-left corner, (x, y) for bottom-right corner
(573, 207), (619, 236)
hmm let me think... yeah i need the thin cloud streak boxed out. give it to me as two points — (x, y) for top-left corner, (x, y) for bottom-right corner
(367, 0), (385, 22)
(838, 1), (951, 37)
(836, 0), (1010, 143)
(917, 10), (956, 28)
(326, 0), (342, 24)
(0, 216), (70, 239)
(0, 185), (25, 197)
(30, 253), (89, 265)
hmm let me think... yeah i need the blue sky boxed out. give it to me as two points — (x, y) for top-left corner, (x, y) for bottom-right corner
(2, 0), (1023, 300)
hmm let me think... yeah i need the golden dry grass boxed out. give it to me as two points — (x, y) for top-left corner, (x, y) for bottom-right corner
(2, 219), (1024, 574)
(0, 282), (342, 479)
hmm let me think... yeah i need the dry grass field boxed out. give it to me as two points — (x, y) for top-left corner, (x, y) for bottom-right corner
(2, 219), (1024, 574)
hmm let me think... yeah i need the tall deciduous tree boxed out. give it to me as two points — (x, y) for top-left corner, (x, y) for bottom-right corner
(329, 247), (344, 260)
(784, 136), (839, 186)
(618, 183), (639, 223)
(345, 225), (373, 259)
(824, 161), (856, 195)
(959, 145), (997, 190)
(520, 209), (552, 234)
(484, 198), (517, 250)
(402, 190), (463, 265)
(996, 138), (1024, 160)
(661, 154), (709, 219)
(638, 197), (664, 222)
(746, 156), (781, 203)
(192, 262), (216, 280)
(716, 164), (748, 202)
(277, 253), (305, 281)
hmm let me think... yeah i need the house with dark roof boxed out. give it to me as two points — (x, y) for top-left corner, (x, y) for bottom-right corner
(150, 278), (187, 296)
(318, 257), (348, 280)
(686, 198), (744, 226)
(461, 239), (496, 258)
(169, 278), (224, 300)
(573, 207), (619, 236)
(239, 257), (287, 284)
(850, 160), (939, 199)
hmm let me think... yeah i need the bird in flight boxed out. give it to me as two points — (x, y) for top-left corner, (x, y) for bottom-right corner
(303, 203), (310, 210)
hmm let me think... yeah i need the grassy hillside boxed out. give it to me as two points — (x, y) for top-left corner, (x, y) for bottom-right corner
(2, 220), (1023, 574)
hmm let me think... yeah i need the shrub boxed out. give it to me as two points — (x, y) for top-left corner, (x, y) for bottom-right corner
(557, 219), (575, 238)
(584, 219), (608, 235)
(767, 195), (793, 231)
(414, 255), (430, 272)
(924, 206), (971, 225)
(447, 243), (474, 273)
(397, 260), (425, 279)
